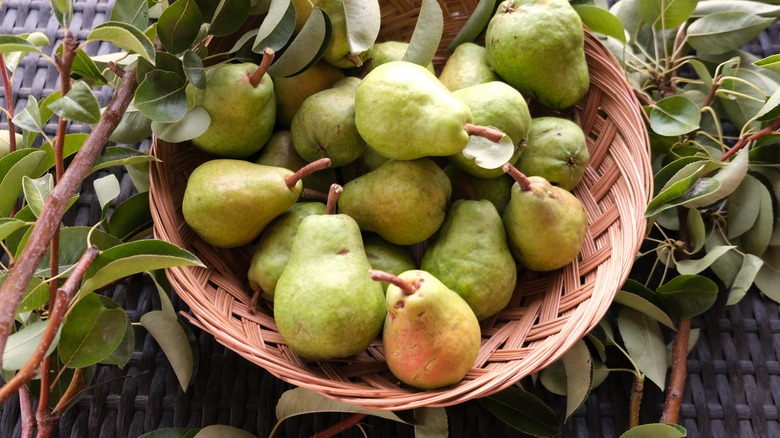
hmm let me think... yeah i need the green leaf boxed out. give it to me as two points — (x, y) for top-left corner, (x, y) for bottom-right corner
(727, 174), (762, 239)
(193, 425), (255, 438)
(718, 63), (778, 128)
(183, 51), (207, 89)
(134, 70), (188, 123)
(91, 146), (159, 174)
(253, 0), (295, 52)
(754, 54), (780, 74)
(619, 422), (687, 438)
(79, 240), (204, 296)
(69, 48), (107, 85)
(479, 385), (561, 437)
(687, 12), (775, 56)
(653, 156), (707, 195)
(646, 162), (707, 217)
(158, 0), (203, 54)
(448, 0), (497, 50)
(617, 307), (667, 389)
(343, 0), (380, 54)
(666, 327), (700, 366)
(88, 21), (156, 62)
(151, 106), (211, 143)
(98, 297), (135, 368)
(12, 96), (44, 133)
(110, 0), (150, 28)
(3, 32), (50, 73)
(412, 408), (448, 438)
(50, 0), (74, 26)
(573, 5), (626, 42)
(740, 173), (775, 257)
(0, 217), (31, 241)
(693, 0), (780, 18)
(47, 81), (101, 124)
(755, 245), (780, 302)
(649, 95), (700, 136)
(402, 0), (443, 68)
(755, 87), (780, 121)
(109, 105), (154, 144)
(614, 290), (675, 329)
(18, 277), (49, 314)
(141, 311), (194, 390)
(687, 207), (706, 253)
(148, 270), (178, 321)
(727, 254), (764, 305)
(637, 0), (697, 29)
(461, 134), (515, 170)
(687, 148), (749, 208)
(210, 0), (251, 36)
(59, 293), (128, 369)
(28, 226), (123, 277)
(656, 274), (718, 318)
(154, 51), (187, 81)
(2, 320), (58, 371)
(138, 428), (199, 438)
(0, 35), (45, 56)
(562, 339), (593, 422)
(94, 174), (121, 224)
(676, 245), (736, 275)
(0, 149), (47, 216)
(269, 7), (331, 77)
(22, 174), (53, 218)
(108, 192), (153, 241)
(38, 133), (88, 174)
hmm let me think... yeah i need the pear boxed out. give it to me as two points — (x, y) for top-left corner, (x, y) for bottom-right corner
(445, 164), (513, 215)
(370, 269), (481, 389)
(187, 50), (276, 158)
(515, 117), (590, 191)
(501, 163), (589, 271)
(438, 43), (499, 92)
(485, 0), (590, 109)
(273, 61), (344, 129)
(291, 77), (367, 167)
(362, 233), (417, 292)
(247, 202), (327, 301)
(0, 130), (23, 158)
(292, 0), (314, 33)
(365, 41), (436, 74)
(449, 81), (531, 178)
(254, 130), (338, 196)
(318, 0), (370, 68)
(338, 158), (452, 245)
(354, 61), (505, 161)
(337, 145), (389, 183)
(274, 190), (386, 360)
(421, 200), (517, 320)
(182, 158), (331, 248)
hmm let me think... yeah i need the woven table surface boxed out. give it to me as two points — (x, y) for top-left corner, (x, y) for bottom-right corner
(1, 1), (779, 437)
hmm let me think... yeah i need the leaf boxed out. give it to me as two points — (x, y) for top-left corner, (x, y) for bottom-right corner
(479, 385), (561, 437)
(158, 0), (203, 54)
(687, 207), (706, 253)
(253, 0), (295, 53)
(138, 428), (200, 438)
(619, 422), (687, 437)
(693, 0), (780, 18)
(0, 149), (47, 216)
(274, 387), (408, 428)
(12, 96), (44, 133)
(461, 134), (515, 170)
(110, 0), (150, 28)
(740, 174), (775, 257)
(645, 162), (707, 217)
(134, 70), (188, 123)
(79, 240), (204, 296)
(141, 311), (194, 390)
(343, 0), (380, 54)
(687, 148), (749, 208)
(0, 218), (31, 241)
(448, 0), (497, 50)
(402, 0), (443, 68)
(126, 162), (151, 194)
(573, 4), (626, 42)
(755, 245), (780, 302)
(755, 87), (780, 121)
(38, 133), (89, 173)
(676, 245), (736, 275)
(148, 270), (178, 321)
(22, 174), (53, 218)
(194, 0), (220, 21)
(727, 174), (762, 239)
(93, 174), (121, 224)
(269, 7), (331, 78)
(59, 293), (128, 369)
(46, 81), (101, 124)
(687, 12), (775, 56)
(91, 146), (159, 174)
(637, 0), (697, 29)
(727, 254), (764, 305)
(656, 274), (718, 318)
(617, 307), (667, 390)
(151, 106), (211, 143)
(109, 105), (154, 144)
(649, 95), (700, 136)
(88, 21), (156, 62)
(18, 277), (49, 314)
(562, 339), (593, 422)
(666, 327), (700, 367)
(717, 64), (778, 128)
(210, 0), (251, 36)
(69, 48), (107, 85)
(193, 425), (255, 438)
(2, 320), (58, 371)
(50, 0), (74, 26)
(0, 35), (45, 56)
(413, 407), (449, 438)
(108, 192), (153, 241)
(754, 53), (780, 74)
(98, 298), (135, 368)
(28, 226), (123, 277)
(614, 290), (675, 329)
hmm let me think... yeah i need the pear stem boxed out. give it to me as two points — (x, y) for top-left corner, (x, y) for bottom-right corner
(248, 47), (275, 88)
(346, 52), (364, 68)
(368, 269), (417, 296)
(502, 163), (532, 191)
(464, 123), (506, 143)
(284, 157), (332, 189)
(325, 184), (343, 214)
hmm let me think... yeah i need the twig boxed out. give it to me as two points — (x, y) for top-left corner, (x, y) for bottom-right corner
(719, 117), (780, 163)
(312, 413), (367, 438)
(0, 67), (137, 371)
(0, 54), (17, 153)
(660, 317), (692, 424)
(0, 246), (99, 405)
(629, 374), (644, 429)
(19, 385), (34, 438)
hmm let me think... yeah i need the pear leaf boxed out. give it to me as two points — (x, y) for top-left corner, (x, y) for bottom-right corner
(754, 54), (780, 74)
(183, 50), (207, 89)
(637, 0), (698, 29)
(343, 0), (381, 54)
(59, 294), (128, 369)
(649, 95), (700, 136)
(755, 246), (780, 302)
(108, 192), (153, 242)
(686, 148), (749, 208)
(2, 320), (59, 371)
(47, 81), (101, 125)
(158, 0), (203, 54)
(253, 0), (295, 52)
(675, 245), (736, 275)
(88, 21), (156, 62)
(0, 35), (45, 56)
(0, 149), (48, 217)
(91, 146), (159, 174)
(94, 174), (121, 223)
(727, 254), (764, 305)
(402, 0), (443, 67)
(687, 12), (775, 55)
(755, 87), (780, 121)
(134, 70), (188, 123)
(461, 134), (515, 170)
(740, 173), (775, 257)
(110, 0), (150, 29)
(12, 96), (44, 133)
(614, 290), (675, 329)
(693, 0), (780, 18)
(0, 218), (31, 241)
(573, 4), (626, 42)
(656, 274), (718, 318)
(268, 7), (331, 78)
(617, 307), (667, 390)
(479, 385), (561, 437)
(448, 0), (497, 50)
(151, 106), (211, 143)
(210, 0), (251, 36)
(68, 48), (107, 85)
(193, 425), (255, 438)
(141, 311), (194, 390)
(562, 339), (593, 422)
(21, 174), (53, 219)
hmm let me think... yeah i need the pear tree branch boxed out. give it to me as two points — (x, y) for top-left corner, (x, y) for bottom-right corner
(0, 54), (17, 153)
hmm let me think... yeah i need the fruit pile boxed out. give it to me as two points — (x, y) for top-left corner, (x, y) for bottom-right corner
(179, 0), (592, 390)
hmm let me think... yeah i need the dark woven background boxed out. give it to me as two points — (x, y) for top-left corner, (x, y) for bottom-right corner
(1, 1), (779, 436)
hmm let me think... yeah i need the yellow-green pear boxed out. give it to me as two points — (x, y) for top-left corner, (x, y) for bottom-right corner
(515, 117), (590, 191)
(0, 130), (23, 158)
(438, 43), (499, 91)
(273, 61), (344, 129)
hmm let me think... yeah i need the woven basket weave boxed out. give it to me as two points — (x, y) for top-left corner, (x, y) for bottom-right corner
(149, 1), (652, 410)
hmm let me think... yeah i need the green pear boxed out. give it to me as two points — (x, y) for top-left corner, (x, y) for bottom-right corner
(438, 43), (499, 92)
(247, 202), (327, 301)
(365, 41), (435, 74)
(318, 0), (370, 68)
(0, 130), (23, 158)
(182, 158), (331, 248)
(449, 81), (531, 178)
(421, 200), (517, 320)
(273, 61), (344, 129)
(370, 269), (481, 389)
(338, 158), (452, 245)
(445, 164), (513, 215)
(291, 77), (367, 167)
(501, 164), (588, 271)
(337, 145), (389, 183)
(274, 212), (386, 360)
(254, 130), (338, 196)
(485, 0), (590, 109)
(356, 61), (507, 161)
(292, 0), (314, 33)
(363, 233), (417, 292)
(514, 117), (590, 191)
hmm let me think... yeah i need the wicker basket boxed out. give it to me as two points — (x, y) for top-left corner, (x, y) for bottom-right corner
(149, 1), (652, 410)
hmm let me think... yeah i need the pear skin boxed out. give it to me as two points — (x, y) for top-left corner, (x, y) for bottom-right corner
(363, 233), (417, 292)
(273, 61), (344, 129)
(254, 130), (338, 196)
(438, 43), (499, 92)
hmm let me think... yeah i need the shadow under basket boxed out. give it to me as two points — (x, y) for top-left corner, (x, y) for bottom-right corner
(149, 25), (653, 410)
